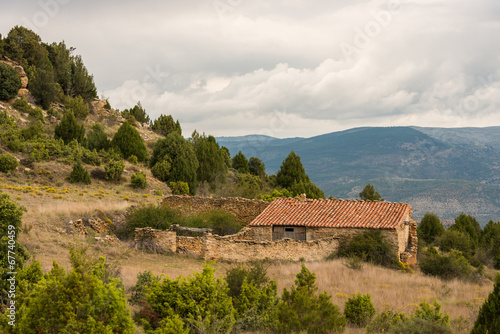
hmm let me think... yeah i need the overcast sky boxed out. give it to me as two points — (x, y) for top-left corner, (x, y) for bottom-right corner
(1, 0), (500, 138)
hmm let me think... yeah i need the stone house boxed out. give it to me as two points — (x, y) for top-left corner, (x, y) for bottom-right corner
(138, 195), (418, 263)
(244, 196), (418, 263)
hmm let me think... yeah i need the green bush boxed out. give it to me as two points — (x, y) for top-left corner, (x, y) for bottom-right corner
(67, 161), (91, 184)
(336, 230), (399, 268)
(273, 264), (346, 333)
(151, 159), (171, 182)
(139, 264), (235, 333)
(0, 62), (21, 100)
(225, 261), (271, 299)
(64, 95), (89, 119)
(128, 270), (159, 306)
(388, 301), (451, 334)
(16, 247), (135, 333)
(104, 159), (125, 181)
(344, 293), (376, 326)
(366, 309), (407, 333)
(128, 154), (138, 164)
(118, 204), (184, 239)
(438, 229), (474, 255)
(131, 171), (148, 189)
(419, 247), (473, 280)
(86, 124), (110, 151)
(12, 97), (31, 113)
(0, 153), (18, 173)
(205, 210), (241, 236)
(169, 181), (189, 195)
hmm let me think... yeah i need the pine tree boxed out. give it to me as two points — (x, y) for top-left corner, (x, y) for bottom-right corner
(471, 274), (500, 333)
(249, 157), (266, 177)
(191, 131), (228, 184)
(110, 121), (148, 161)
(276, 151), (307, 189)
(359, 184), (382, 201)
(151, 114), (182, 136)
(0, 62), (21, 101)
(232, 151), (250, 174)
(418, 212), (445, 244)
(54, 111), (85, 144)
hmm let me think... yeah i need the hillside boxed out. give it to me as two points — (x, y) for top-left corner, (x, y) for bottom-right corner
(218, 126), (500, 223)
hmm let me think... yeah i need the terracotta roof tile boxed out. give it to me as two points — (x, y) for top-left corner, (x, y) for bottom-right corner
(249, 198), (411, 229)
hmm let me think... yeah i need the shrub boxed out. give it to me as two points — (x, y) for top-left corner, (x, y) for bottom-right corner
(128, 154), (138, 164)
(205, 210), (241, 236)
(366, 309), (407, 333)
(67, 161), (91, 184)
(139, 264), (235, 333)
(438, 229), (474, 256)
(118, 204), (184, 239)
(169, 181), (189, 195)
(0, 62), (21, 100)
(151, 159), (171, 182)
(17, 248), (134, 333)
(273, 264), (346, 333)
(12, 96), (31, 113)
(225, 261), (271, 298)
(151, 114), (182, 136)
(64, 95), (89, 119)
(128, 270), (159, 306)
(471, 274), (500, 334)
(389, 301), (452, 334)
(104, 159), (125, 181)
(336, 229), (399, 268)
(0, 153), (18, 173)
(131, 171), (148, 189)
(344, 293), (376, 326)
(419, 247), (473, 280)
(86, 124), (110, 151)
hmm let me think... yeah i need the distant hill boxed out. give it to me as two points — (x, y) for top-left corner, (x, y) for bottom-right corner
(217, 126), (500, 224)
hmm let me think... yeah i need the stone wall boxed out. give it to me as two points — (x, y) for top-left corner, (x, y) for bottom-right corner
(177, 236), (204, 257)
(204, 234), (339, 262)
(162, 195), (270, 224)
(133, 227), (176, 253)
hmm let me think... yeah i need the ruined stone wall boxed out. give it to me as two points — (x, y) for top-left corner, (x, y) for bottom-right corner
(161, 195), (270, 225)
(204, 234), (339, 262)
(177, 236), (204, 257)
(134, 227), (176, 253)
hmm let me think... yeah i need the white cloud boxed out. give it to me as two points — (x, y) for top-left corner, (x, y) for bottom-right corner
(1, 0), (500, 137)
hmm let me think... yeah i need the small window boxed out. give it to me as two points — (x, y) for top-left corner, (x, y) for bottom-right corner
(284, 227), (294, 232)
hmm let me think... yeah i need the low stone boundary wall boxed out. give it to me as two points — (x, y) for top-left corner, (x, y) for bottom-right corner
(161, 195), (270, 224)
(177, 236), (204, 257)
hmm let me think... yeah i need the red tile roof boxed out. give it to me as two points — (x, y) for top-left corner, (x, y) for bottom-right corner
(249, 198), (412, 229)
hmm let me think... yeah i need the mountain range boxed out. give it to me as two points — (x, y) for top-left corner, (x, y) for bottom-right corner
(217, 126), (500, 224)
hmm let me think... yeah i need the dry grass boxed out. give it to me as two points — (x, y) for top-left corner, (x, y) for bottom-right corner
(266, 260), (495, 333)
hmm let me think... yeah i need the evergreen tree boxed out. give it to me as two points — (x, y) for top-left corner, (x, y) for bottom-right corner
(418, 212), (445, 244)
(232, 151), (250, 174)
(125, 101), (150, 124)
(249, 157), (266, 177)
(0, 62), (21, 100)
(69, 54), (97, 99)
(150, 132), (199, 194)
(3, 26), (47, 70)
(151, 114), (182, 136)
(54, 111), (85, 144)
(86, 124), (110, 151)
(64, 95), (89, 120)
(30, 60), (58, 109)
(450, 213), (482, 249)
(471, 274), (500, 333)
(45, 41), (73, 95)
(359, 184), (383, 201)
(190, 130), (228, 184)
(67, 161), (91, 184)
(276, 151), (307, 189)
(110, 121), (148, 161)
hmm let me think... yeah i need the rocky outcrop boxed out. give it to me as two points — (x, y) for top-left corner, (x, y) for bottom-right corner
(0, 55), (29, 96)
